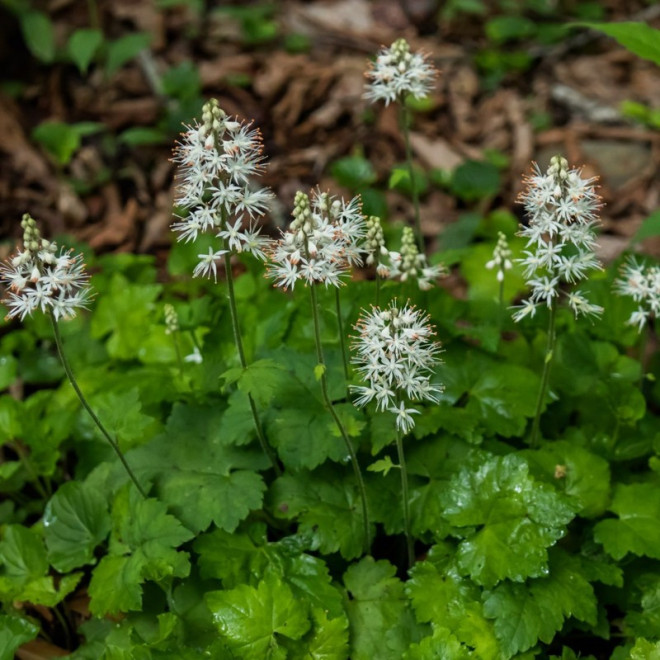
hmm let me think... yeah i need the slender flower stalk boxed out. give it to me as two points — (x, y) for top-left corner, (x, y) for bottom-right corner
(365, 38), (437, 250)
(513, 156), (603, 446)
(1, 214), (147, 497)
(171, 99), (281, 475)
(267, 191), (371, 552)
(351, 300), (442, 567)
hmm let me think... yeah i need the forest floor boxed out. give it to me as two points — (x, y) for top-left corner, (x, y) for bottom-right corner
(0, 0), (659, 264)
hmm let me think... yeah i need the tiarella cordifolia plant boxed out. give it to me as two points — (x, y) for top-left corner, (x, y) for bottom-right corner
(172, 98), (281, 475)
(0, 214), (146, 496)
(267, 189), (371, 549)
(514, 156), (603, 446)
(351, 300), (442, 566)
(365, 38), (437, 251)
(614, 257), (660, 331)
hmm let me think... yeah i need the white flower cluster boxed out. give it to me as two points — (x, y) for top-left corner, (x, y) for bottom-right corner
(486, 231), (513, 283)
(364, 38), (437, 106)
(171, 98), (273, 281)
(614, 258), (660, 331)
(1, 214), (91, 322)
(380, 226), (445, 290)
(513, 156), (603, 322)
(351, 300), (442, 433)
(266, 189), (365, 290)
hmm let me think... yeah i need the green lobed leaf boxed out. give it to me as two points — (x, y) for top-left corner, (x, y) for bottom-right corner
(88, 494), (194, 615)
(624, 573), (660, 638)
(206, 575), (310, 659)
(222, 358), (289, 407)
(441, 454), (576, 587)
(269, 466), (369, 560)
(88, 554), (146, 616)
(594, 483), (660, 560)
(521, 440), (611, 518)
(43, 480), (111, 572)
(482, 549), (597, 656)
(127, 402), (267, 533)
(404, 625), (474, 659)
(91, 273), (163, 360)
(0, 525), (81, 606)
(406, 544), (498, 657)
(343, 557), (426, 660)
(0, 614), (39, 660)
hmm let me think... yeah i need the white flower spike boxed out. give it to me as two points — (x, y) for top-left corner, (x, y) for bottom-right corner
(266, 189), (366, 291)
(350, 300), (442, 434)
(513, 156), (603, 322)
(1, 214), (92, 322)
(365, 38), (437, 106)
(171, 99), (273, 273)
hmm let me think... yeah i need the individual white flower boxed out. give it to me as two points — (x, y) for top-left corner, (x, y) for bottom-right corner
(266, 189), (365, 291)
(1, 214), (92, 321)
(184, 346), (203, 364)
(171, 99), (273, 265)
(364, 38), (437, 106)
(486, 231), (513, 283)
(193, 248), (228, 282)
(513, 156), (603, 321)
(614, 257), (660, 331)
(350, 300), (442, 434)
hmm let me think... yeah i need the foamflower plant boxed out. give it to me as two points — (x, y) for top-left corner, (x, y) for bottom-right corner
(514, 156), (603, 446)
(365, 38), (437, 250)
(171, 99), (281, 475)
(1, 214), (146, 496)
(267, 190), (371, 551)
(351, 299), (442, 567)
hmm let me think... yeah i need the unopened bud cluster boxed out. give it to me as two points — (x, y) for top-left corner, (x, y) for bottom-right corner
(513, 156), (603, 322)
(614, 258), (660, 331)
(164, 304), (179, 335)
(1, 214), (91, 321)
(364, 38), (437, 106)
(365, 216), (388, 271)
(171, 98), (273, 281)
(384, 226), (445, 290)
(351, 300), (443, 433)
(486, 232), (513, 283)
(266, 190), (365, 290)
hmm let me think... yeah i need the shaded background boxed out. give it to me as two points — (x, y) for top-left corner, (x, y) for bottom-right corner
(0, 0), (659, 264)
